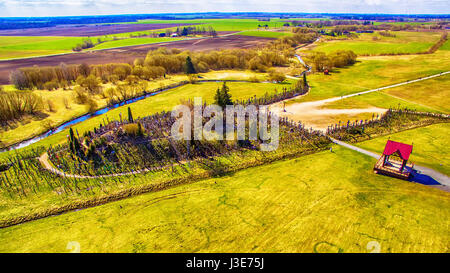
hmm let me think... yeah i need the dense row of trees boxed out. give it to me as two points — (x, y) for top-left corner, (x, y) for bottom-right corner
(9, 61), (164, 90)
(307, 50), (357, 72)
(10, 63), (89, 90)
(272, 29), (320, 48)
(175, 26), (217, 37)
(72, 39), (95, 52)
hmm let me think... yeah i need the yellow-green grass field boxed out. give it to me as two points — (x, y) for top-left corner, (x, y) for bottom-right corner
(291, 49), (450, 104)
(310, 31), (443, 56)
(355, 123), (450, 176)
(0, 35), (187, 60)
(134, 18), (290, 31)
(0, 74), (292, 156)
(440, 40), (450, 51)
(0, 145), (448, 253)
(89, 37), (183, 50)
(321, 91), (440, 114)
(0, 36), (86, 59)
(319, 72), (450, 115)
(382, 73), (450, 113)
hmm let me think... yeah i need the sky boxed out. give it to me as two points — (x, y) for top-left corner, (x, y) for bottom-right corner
(0, 0), (449, 17)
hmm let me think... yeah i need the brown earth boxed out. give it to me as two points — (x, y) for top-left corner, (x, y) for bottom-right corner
(0, 23), (195, 37)
(0, 35), (274, 85)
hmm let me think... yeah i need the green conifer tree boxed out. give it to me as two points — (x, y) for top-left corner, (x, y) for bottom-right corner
(303, 73), (308, 89)
(220, 82), (233, 107)
(127, 107), (133, 123)
(185, 56), (196, 74)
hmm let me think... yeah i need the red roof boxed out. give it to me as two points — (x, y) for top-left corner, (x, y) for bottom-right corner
(382, 140), (413, 161)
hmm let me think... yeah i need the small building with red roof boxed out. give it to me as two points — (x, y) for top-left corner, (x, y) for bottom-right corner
(374, 140), (414, 180)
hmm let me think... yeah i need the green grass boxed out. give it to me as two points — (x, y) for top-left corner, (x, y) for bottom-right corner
(290, 50), (450, 104)
(0, 35), (186, 59)
(321, 72), (450, 114)
(382, 73), (450, 113)
(237, 30), (292, 38)
(355, 123), (450, 176)
(90, 37), (183, 50)
(134, 19), (288, 31)
(0, 145), (448, 252)
(0, 36), (84, 50)
(440, 40), (450, 51)
(322, 91), (441, 113)
(0, 36), (85, 59)
(312, 31), (442, 56)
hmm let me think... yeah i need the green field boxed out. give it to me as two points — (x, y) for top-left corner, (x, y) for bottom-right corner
(321, 89), (443, 114)
(0, 35), (186, 59)
(440, 40), (450, 51)
(134, 18), (289, 31)
(311, 31), (442, 56)
(0, 36), (85, 59)
(291, 50), (450, 104)
(355, 123), (450, 176)
(383, 74), (450, 113)
(90, 37), (183, 50)
(319, 70), (450, 115)
(0, 145), (448, 252)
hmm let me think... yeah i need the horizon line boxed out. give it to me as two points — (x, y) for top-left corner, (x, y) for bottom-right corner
(1, 12), (450, 19)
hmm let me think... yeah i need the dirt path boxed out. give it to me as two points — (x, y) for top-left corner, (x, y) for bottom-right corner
(39, 152), (152, 179)
(270, 71), (450, 131)
(330, 137), (450, 192)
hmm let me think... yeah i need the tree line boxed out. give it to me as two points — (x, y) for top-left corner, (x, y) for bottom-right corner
(9, 42), (297, 90)
(0, 90), (43, 125)
(307, 50), (357, 72)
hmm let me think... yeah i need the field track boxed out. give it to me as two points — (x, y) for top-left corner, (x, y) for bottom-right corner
(0, 35), (274, 84)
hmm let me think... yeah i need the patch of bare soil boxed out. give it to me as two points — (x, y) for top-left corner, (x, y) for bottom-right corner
(270, 98), (387, 131)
